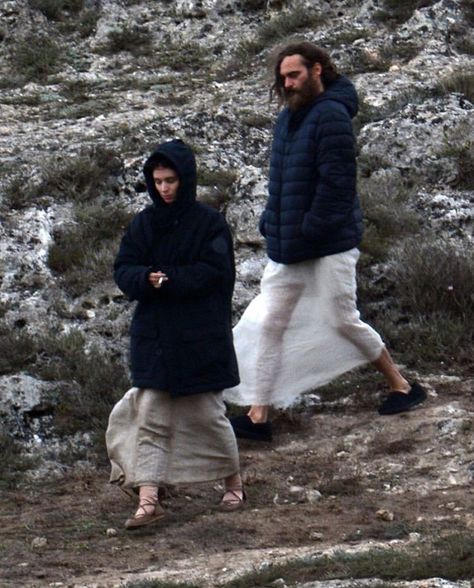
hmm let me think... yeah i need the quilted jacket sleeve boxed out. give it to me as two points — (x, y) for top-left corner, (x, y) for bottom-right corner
(160, 219), (235, 300)
(302, 103), (357, 242)
(113, 214), (157, 302)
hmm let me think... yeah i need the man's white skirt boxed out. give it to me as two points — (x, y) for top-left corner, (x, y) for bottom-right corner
(224, 248), (385, 409)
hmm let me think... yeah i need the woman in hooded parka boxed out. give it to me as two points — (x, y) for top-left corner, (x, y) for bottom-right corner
(106, 139), (244, 530)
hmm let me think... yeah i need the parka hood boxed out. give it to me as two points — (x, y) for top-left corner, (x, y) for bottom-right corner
(317, 75), (359, 118)
(143, 139), (197, 209)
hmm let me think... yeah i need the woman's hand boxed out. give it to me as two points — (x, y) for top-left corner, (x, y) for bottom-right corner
(148, 271), (168, 289)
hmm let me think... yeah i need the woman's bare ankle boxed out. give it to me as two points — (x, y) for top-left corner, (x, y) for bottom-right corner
(247, 405), (269, 423)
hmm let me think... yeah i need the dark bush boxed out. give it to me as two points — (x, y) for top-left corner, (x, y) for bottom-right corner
(101, 25), (153, 56)
(10, 34), (64, 80)
(37, 147), (122, 203)
(35, 330), (129, 450)
(29, 0), (84, 20)
(374, 0), (437, 26)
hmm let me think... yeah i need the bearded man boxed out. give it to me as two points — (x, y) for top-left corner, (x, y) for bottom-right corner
(224, 42), (426, 441)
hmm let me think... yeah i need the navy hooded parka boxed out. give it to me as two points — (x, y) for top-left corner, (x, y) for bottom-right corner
(260, 76), (364, 264)
(114, 139), (239, 397)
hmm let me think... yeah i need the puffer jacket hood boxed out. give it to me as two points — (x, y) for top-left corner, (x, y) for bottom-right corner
(318, 76), (359, 118)
(313, 75), (358, 119)
(143, 139), (197, 209)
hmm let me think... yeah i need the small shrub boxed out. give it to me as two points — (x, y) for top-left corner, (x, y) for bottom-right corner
(455, 34), (474, 55)
(241, 111), (273, 128)
(35, 330), (129, 448)
(347, 47), (391, 75)
(101, 25), (153, 56)
(151, 40), (207, 72)
(439, 69), (474, 104)
(75, 203), (132, 241)
(50, 99), (115, 121)
(222, 6), (325, 77)
(48, 225), (87, 274)
(358, 173), (420, 262)
(438, 119), (474, 190)
(76, 8), (100, 38)
(376, 310), (471, 368)
(370, 237), (474, 368)
(10, 34), (64, 80)
(198, 168), (237, 189)
(29, 0), (84, 20)
(2, 176), (37, 210)
(0, 75), (25, 89)
(380, 38), (422, 63)
(460, 0), (474, 25)
(48, 203), (132, 296)
(374, 0), (437, 26)
(256, 5), (324, 49)
(388, 237), (474, 320)
(238, 0), (266, 10)
(36, 146), (122, 203)
(0, 323), (37, 375)
(0, 431), (39, 490)
(53, 239), (120, 297)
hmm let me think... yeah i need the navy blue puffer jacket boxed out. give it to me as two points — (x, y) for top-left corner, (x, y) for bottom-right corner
(260, 76), (363, 264)
(114, 140), (239, 397)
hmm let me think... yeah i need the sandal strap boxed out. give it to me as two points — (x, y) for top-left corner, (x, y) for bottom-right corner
(222, 488), (245, 504)
(134, 497), (158, 518)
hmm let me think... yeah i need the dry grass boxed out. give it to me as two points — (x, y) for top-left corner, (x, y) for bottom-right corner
(389, 237), (474, 320)
(357, 173), (420, 262)
(440, 69), (474, 103)
(47, 202), (132, 296)
(220, 6), (325, 78)
(224, 532), (474, 586)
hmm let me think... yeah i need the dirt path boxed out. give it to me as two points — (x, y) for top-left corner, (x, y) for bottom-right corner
(1, 374), (472, 587)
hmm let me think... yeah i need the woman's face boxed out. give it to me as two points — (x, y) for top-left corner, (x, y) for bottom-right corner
(152, 165), (180, 204)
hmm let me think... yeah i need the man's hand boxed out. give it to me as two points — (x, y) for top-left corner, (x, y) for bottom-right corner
(148, 271), (168, 288)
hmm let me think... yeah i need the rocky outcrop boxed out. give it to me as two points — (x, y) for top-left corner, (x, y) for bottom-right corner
(0, 0), (473, 449)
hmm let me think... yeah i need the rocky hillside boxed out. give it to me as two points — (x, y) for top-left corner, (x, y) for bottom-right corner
(1, 0), (473, 475)
(1, 0), (472, 447)
(0, 0), (473, 586)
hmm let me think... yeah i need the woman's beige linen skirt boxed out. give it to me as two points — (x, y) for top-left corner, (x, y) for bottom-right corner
(224, 248), (385, 409)
(106, 388), (239, 489)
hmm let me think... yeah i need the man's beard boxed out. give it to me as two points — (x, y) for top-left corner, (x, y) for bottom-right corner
(284, 76), (320, 111)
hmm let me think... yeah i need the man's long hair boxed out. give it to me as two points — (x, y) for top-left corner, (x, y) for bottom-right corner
(271, 42), (339, 103)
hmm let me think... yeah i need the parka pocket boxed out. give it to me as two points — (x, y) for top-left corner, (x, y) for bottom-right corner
(179, 326), (232, 381)
(129, 323), (162, 376)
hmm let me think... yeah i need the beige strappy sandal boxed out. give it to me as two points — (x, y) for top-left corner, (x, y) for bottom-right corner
(218, 487), (246, 512)
(124, 497), (166, 530)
